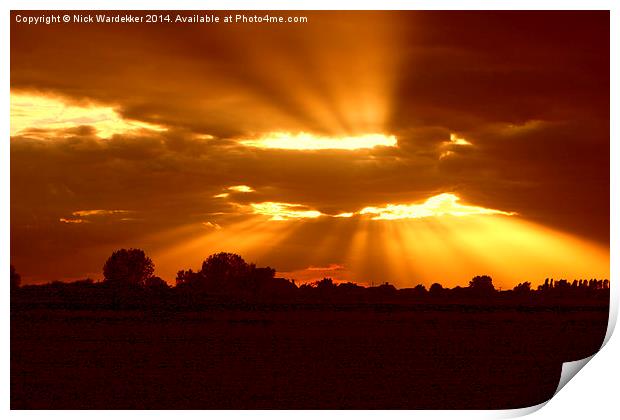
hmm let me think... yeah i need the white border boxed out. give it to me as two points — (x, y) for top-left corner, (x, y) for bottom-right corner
(3, 1), (617, 419)
(0, 0), (617, 10)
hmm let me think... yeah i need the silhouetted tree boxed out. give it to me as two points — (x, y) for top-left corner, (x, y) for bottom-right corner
(201, 253), (251, 283)
(250, 267), (278, 288)
(177, 252), (276, 295)
(468, 275), (495, 296)
(429, 282), (444, 296)
(413, 284), (427, 293)
(513, 282), (531, 294)
(316, 277), (336, 290)
(145, 276), (170, 291)
(103, 248), (154, 287)
(11, 265), (21, 290)
(176, 268), (201, 287)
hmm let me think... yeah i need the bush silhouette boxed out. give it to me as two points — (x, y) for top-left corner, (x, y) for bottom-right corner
(103, 248), (154, 287)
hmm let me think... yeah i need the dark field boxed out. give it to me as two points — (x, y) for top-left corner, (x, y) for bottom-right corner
(11, 304), (608, 409)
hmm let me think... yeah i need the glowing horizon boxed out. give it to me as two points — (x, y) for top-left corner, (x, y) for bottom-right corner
(146, 212), (609, 290)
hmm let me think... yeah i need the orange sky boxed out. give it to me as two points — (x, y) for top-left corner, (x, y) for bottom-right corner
(10, 11), (610, 288)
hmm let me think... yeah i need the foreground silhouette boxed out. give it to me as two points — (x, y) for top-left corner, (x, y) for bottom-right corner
(11, 251), (610, 409)
(11, 250), (610, 307)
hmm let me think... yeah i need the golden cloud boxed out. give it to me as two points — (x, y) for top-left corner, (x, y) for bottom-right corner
(10, 92), (166, 138)
(250, 202), (323, 221)
(238, 132), (397, 150)
(247, 193), (514, 222)
(359, 193), (515, 220)
(227, 185), (255, 193)
(72, 209), (130, 217)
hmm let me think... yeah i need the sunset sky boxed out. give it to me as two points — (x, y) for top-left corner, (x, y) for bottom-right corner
(10, 11), (610, 288)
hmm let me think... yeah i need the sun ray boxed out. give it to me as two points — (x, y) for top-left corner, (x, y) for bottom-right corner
(307, 216), (363, 269)
(385, 220), (417, 284)
(250, 218), (313, 264)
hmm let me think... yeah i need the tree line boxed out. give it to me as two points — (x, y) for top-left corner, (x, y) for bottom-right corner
(11, 248), (610, 305)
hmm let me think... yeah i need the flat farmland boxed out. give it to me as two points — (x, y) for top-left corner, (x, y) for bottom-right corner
(11, 305), (608, 409)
